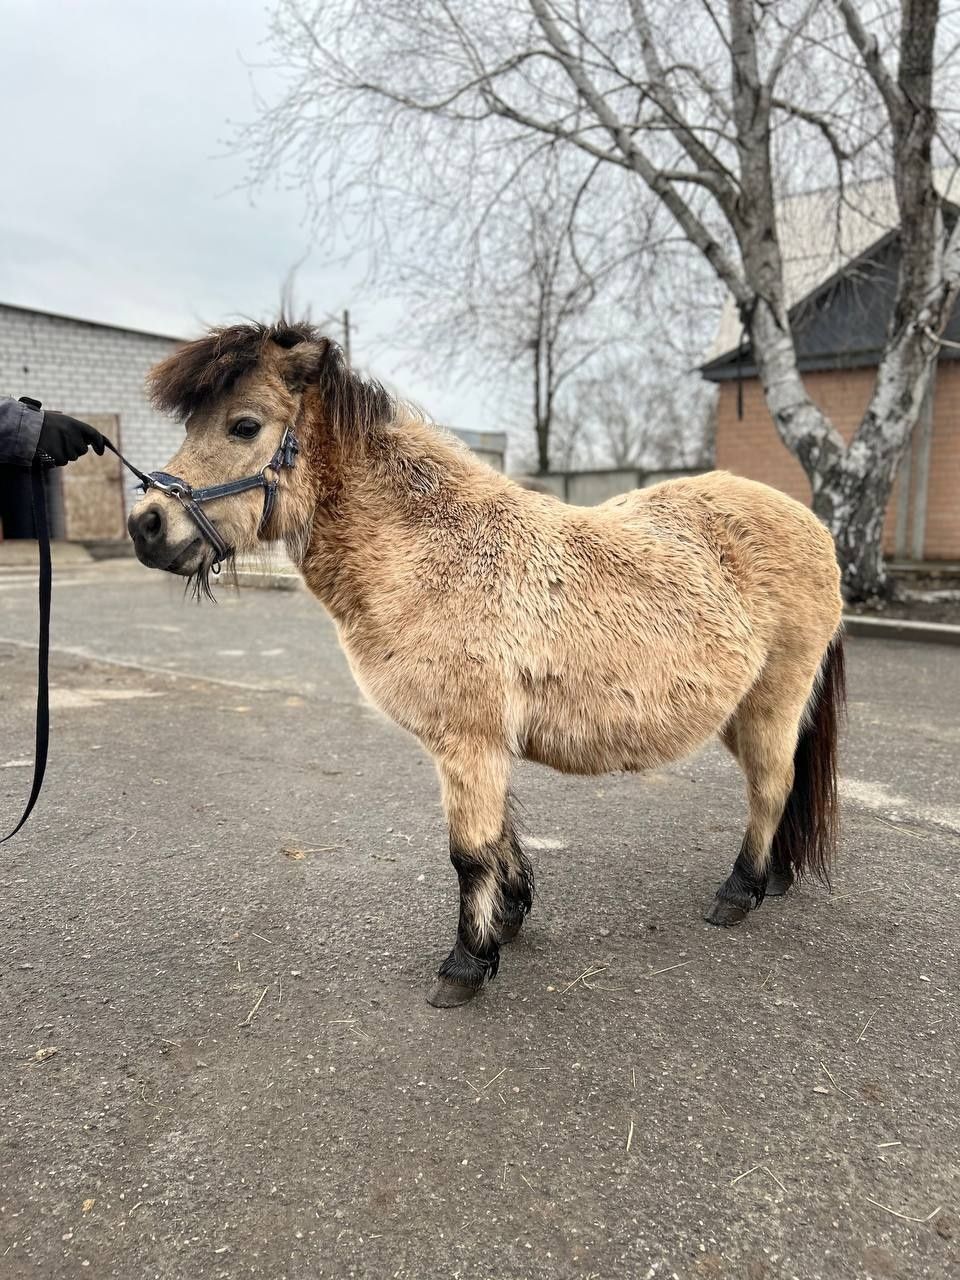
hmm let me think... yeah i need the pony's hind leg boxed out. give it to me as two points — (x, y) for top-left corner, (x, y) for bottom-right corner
(427, 746), (513, 1008)
(499, 818), (534, 944)
(707, 695), (804, 927)
(719, 721), (793, 898)
(708, 634), (845, 926)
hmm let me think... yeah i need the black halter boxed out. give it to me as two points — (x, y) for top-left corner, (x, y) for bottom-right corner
(109, 427), (300, 569)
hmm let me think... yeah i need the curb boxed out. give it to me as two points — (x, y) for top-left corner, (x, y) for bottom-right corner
(83, 540), (137, 561)
(234, 570), (303, 592)
(0, 543), (94, 568)
(843, 614), (960, 646)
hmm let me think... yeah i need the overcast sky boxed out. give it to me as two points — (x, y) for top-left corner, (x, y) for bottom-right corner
(1, 0), (500, 431)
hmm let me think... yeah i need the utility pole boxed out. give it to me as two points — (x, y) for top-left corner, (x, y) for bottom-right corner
(342, 309), (352, 367)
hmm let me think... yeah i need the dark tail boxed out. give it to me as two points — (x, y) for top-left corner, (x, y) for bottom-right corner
(770, 633), (846, 885)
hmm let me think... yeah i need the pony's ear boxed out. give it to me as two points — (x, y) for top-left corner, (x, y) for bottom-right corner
(279, 339), (333, 391)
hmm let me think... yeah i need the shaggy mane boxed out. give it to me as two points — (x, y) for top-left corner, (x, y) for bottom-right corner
(148, 319), (395, 438)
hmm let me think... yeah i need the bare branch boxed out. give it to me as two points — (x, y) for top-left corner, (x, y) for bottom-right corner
(765, 0), (823, 90)
(529, 0), (750, 303)
(836, 0), (905, 121)
(626, 0), (741, 208)
(770, 95), (854, 164)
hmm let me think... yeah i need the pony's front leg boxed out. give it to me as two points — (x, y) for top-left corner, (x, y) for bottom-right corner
(426, 746), (510, 1009)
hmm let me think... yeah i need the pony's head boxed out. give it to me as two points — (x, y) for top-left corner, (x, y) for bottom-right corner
(127, 320), (392, 593)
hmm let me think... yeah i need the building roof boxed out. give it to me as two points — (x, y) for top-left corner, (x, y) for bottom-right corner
(0, 300), (185, 344)
(705, 168), (960, 372)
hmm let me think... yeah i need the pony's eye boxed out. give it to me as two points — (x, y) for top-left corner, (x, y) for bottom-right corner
(230, 417), (262, 440)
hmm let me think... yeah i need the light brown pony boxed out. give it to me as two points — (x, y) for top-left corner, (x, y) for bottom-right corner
(129, 321), (846, 1008)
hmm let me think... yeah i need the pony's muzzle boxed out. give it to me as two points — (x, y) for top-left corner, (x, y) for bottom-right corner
(128, 501), (203, 574)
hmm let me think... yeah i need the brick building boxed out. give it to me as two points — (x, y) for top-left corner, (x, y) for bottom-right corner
(702, 180), (960, 562)
(0, 302), (182, 542)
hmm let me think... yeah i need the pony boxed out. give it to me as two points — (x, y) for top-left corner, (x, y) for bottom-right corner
(128, 321), (846, 1008)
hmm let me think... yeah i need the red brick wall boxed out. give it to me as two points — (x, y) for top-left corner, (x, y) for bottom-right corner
(714, 366), (960, 560)
(925, 362), (960, 559)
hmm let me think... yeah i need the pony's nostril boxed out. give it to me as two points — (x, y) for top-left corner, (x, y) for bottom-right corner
(131, 507), (164, 542)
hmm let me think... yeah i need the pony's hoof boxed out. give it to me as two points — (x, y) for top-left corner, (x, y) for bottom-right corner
(500, 919), (523, 944)
(766, 868), (793, 898)
(704, 898), (749, 927)
(426, 977), (481, 1008)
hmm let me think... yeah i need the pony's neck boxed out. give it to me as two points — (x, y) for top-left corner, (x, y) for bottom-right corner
(293, 405), (502, 620)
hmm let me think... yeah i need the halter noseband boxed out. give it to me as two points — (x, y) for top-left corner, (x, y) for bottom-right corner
(136, 427), (300, 570)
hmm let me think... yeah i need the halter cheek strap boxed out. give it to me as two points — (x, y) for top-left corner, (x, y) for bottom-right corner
(108, 427), (301, 569)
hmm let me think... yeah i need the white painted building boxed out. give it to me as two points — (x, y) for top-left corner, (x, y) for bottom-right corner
(0, 302), (507, 544)
(0, 303), (182, 542)
(0, 302), (183, 489)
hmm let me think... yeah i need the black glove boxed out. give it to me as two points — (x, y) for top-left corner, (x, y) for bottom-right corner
(36, 412), (105, 466)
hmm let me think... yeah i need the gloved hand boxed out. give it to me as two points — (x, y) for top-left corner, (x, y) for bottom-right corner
(36, 412), (105, 466)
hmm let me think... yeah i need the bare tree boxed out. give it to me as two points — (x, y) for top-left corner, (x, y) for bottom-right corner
(246, 1), (721, 471)
(523, 187), (600, 474)
(245, 0), (960, 599)
(572, 353), (713, 469)
(409, 155), (641, 472)
(418, 157), (715, 471)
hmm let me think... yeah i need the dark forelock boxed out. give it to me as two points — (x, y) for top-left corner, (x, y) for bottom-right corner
(148, 320), (324, 418)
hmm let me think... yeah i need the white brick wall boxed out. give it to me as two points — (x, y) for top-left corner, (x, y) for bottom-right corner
(0, 303), (182, 516)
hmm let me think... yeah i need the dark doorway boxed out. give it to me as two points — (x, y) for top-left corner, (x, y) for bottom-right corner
(0, 466), (65, 540)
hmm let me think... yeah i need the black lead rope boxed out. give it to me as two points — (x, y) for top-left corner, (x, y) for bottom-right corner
(1, 440), (166, 845)
(1, 465), (52, 845)
(102, 436), (152, 488)
(2, 425), (300, 844)
(1, 441), (157, 845)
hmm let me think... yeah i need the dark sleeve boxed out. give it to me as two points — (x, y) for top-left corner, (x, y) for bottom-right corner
(0, 397), (43, 466)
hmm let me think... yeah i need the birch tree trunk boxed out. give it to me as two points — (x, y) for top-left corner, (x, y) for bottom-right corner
(536, 0), (957, 598)
(812, 0), (960, 598)
(726, 0), (955, 600)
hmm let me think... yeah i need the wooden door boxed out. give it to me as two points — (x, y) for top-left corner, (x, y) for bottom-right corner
(60, 413), (126, 541)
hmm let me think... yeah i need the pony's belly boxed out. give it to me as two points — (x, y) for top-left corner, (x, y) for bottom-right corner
(520, 728), (663, 775)
(516, 678), (740, 775)
(520, 720), (690, 775)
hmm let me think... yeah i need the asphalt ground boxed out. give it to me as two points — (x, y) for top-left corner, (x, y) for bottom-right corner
(1, 560), (958, 1280)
